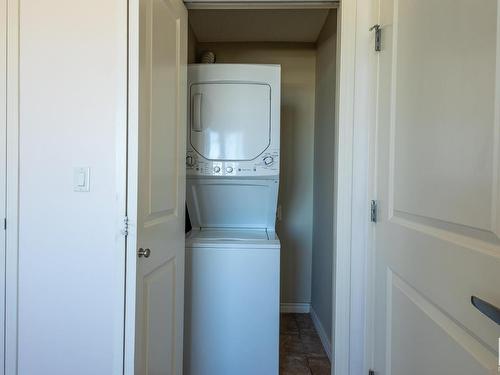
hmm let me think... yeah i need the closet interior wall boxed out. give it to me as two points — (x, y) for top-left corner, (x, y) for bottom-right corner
(187, 8), (337, 348)
(312, 9), (337, 346)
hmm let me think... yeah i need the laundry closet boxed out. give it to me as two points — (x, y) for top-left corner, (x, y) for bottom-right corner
(183, 5), (339, 374)
(3, 0), (340, 373)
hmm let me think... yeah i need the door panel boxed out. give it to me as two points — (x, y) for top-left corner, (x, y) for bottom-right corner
(144, 260), (176, 374)
(391, 0), (498, 231)
(389, 272), (490, 375)
(149, 0), (179, 216)
(374, 0), (500, 374)
(135, 0), (187, 373)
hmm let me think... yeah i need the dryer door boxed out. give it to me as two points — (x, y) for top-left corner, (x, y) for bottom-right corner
(189, 82), (271, 161)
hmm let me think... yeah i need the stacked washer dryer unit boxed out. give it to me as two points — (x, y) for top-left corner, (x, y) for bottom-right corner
(184, 64), (281, 375)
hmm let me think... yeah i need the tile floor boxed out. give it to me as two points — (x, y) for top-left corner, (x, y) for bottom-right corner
(280, 313), (331, 375)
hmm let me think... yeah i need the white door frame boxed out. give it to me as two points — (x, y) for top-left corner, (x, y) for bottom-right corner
(334, 0), (377, 374)
(124, 0), (140, 373)
(5, 0), (19, 372)
(123, 0), (378, 374)
(0, 0), (7, 372)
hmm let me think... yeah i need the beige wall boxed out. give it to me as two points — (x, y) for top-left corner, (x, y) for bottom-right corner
(188, 25), (198, 64)
(195, 42), (317, 305)
(311, 10), (337, 343)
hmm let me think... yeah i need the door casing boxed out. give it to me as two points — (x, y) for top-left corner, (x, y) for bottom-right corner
(123, 0), (374, 374)
(0, 0), (6, 371)
(334, 0), (378, 374)
(5, 0), (19, 372)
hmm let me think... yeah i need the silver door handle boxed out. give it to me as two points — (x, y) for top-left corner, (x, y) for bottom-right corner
(138, 248), (151, 258)
(471, 296), (500, 325)
(191, 93), (202, 132)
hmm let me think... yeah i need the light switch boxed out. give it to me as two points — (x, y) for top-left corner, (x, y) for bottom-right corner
(77, 172), (86, 187)
(74, 167), (90, 192)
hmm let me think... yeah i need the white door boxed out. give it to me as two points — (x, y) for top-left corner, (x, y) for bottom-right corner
(373, 0), (500, 374)
(134, 0), (187, 373)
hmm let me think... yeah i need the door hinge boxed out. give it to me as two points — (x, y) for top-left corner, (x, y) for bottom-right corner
(122, 216), (129, 237)
(370, 200), (378, 223)
(369, 24), (382, 52)
(369, 370), (375, 375)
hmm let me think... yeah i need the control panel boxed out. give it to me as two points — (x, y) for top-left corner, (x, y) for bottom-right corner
(186, 150), (279, 177)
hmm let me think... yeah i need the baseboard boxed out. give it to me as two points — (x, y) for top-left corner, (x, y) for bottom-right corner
(280, 302), (311, 313)
(310, 307), (332, 361)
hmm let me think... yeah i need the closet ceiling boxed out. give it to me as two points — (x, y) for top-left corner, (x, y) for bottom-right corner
(189, 9), (330, 43)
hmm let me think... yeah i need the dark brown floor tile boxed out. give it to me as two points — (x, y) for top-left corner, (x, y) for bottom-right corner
(280, 333), (305, 355)
(280, 313), (331, 375)
(280, 354), (312, 375)
(298, 327), (317, 337)
(281, 314), (299, 334)
(301, 335), (327, 358)
(307, 357), (331, 375)
(303, 342), (326, 358)
(295, 313), (314, 329)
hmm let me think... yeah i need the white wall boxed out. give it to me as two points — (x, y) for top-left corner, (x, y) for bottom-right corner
(16, 1), (127, 373)
(195, 42), (317, 306)
(311, 10), (337, 343)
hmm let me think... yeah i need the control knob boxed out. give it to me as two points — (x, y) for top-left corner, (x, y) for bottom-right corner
(226, 166), (233, 173)
(263, 156), (274, 166)
(214, 166), (221, 173)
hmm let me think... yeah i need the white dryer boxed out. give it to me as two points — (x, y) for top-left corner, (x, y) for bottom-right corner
(184, 64), (281, 375)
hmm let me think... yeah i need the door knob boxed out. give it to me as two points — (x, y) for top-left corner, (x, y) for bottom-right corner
(138, 248), (151, 258)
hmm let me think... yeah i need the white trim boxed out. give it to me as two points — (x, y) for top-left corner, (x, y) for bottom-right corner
(334, 1), (356, 373)
(310, 307), (332, 362)
(124, 0), (140, 374)
(280, 303), (311, 314)
(334, 0), (376, 374)
(184, 1), (339, 10)
(0, 0), (7, 371)
(349, 0), (378, 374)
(114, 0), (130, 372)
(5, 0), (19, 373)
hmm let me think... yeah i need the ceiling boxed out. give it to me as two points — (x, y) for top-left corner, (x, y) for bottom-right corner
(189, 9), (331, 43)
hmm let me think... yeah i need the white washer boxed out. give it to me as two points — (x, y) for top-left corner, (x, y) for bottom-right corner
(184, 229), (280, 375)
(185, 64), (281, 375)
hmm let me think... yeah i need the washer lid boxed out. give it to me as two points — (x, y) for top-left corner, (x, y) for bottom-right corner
(189, 228), (268, 240)
(186, 228), (281, 249)
(189, 82), (271, 161)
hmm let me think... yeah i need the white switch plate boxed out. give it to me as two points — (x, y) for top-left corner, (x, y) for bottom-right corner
(73, 167), (90, 192)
